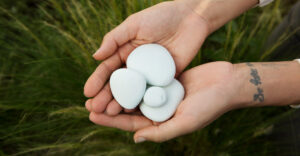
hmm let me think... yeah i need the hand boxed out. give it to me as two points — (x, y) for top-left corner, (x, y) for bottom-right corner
(88, 62), (239, 142)
(84, 1), (210, 114)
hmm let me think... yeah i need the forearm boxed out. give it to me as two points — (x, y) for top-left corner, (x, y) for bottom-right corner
(231, 61), (300, 108)
(176, 0), (259, 33)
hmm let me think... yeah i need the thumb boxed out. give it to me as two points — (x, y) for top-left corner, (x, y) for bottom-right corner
(93, 15), (138, 60)
(133, 117), (194, 143)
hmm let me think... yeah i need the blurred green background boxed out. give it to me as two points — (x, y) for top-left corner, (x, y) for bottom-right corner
(0, 0), (299, 155)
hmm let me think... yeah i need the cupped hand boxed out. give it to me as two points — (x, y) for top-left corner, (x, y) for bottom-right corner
(84, 1), (210, 114)
(88, 62), (240, 142)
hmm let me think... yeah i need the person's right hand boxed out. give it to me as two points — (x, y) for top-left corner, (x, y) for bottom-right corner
(84, 1), (210, 114)
(87, 61), (239, 143)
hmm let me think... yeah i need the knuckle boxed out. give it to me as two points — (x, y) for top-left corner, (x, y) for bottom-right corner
(126, 13), (137, 21)
(153, 135), (167, 143)
(125, 13), (139, 28)
(152, 128), (165, 143)
(103, 33), (111, 41)
(89, 112), (95, 122)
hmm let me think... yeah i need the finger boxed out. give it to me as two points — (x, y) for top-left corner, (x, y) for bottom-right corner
(89, 112), (153, 132)
(153, 121), (162, 126)
(84, 43), (135, 97)
(134, 117), (193, 143)
(106, 99), (123, 116)
(85, 99), (92, 112)
(90, 83), (112, 113)
(124, 108), (136, 113)
(84, 53), (122, 97)
(93, 16), (138, 60)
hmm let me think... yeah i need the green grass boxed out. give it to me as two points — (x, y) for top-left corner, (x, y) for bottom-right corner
(0, 0), (298, 155)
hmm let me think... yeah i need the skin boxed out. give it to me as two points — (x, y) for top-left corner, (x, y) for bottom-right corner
(84, 0), (300, 143)
(84, 1), (210, 114)
(89, 62), (238, 142)
(231, 61), (300, 108)
(84, 0), (258, 117)
(87, 60), (300, 143)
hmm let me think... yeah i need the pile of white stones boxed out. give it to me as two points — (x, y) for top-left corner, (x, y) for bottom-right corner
(110, 44), (185, 122)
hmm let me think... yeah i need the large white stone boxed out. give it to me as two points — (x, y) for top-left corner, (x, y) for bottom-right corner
(143, 86), (167, 107)
(126, 44), (176, 86)
(140, 79), (185, 122)
(110, 68), (146, 109)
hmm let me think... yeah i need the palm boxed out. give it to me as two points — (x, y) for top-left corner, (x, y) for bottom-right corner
(88, 62), (237, 142)
(84, 1), (209, 115)
(129, 2), (208, 73)
(172, 62), (236, 130)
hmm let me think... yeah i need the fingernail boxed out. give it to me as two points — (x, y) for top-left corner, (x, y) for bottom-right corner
(134, 137), (146, 143)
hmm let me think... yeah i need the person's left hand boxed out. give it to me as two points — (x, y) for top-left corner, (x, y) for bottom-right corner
(87, 62), (241, 143)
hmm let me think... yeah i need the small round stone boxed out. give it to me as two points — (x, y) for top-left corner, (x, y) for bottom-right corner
(140, 79), (185, 122)
(143, 86), (167, 107)
(110, 68), (146, 109)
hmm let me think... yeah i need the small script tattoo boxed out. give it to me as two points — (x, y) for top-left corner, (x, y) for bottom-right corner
(254, 87), (264, 102)
(250, 68), (262, 86)
(246, 62), (265, 102)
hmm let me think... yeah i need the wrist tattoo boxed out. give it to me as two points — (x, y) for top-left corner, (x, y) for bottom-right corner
(250, 68), (262, 86)
(254, 87), (264, 102)
(246, 63), (265, 102)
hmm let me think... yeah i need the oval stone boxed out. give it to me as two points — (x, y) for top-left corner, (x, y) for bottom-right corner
(126, 44), (176, 86)
(143, 86), (167, 107)
(140, 79), (185, 122)
(110, 68), (146, 109)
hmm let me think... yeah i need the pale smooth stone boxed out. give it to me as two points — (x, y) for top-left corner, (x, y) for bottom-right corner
(143, 86), (167, 107)
(140, 79), (184, 122)
(126, 44), (176, 86)
(110, 68), (146, 109)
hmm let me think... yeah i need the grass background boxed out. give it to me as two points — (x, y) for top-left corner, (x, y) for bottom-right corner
(0, 0), (299, 155)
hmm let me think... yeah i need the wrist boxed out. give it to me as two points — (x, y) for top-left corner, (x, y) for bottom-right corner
(229, 63), (255, 109)
(173, 0), (211, 37)
(230, 61), (300, 109)
(175, 0), (258, 34)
